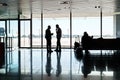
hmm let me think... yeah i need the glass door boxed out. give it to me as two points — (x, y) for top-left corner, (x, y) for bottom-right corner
(20, 20), (30, 48)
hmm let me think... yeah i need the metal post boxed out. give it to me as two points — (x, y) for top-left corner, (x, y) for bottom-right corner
(18, 15), (20, 48)
(95, 6), (102, 38)
(100, 7), (102, 38)
(30, 14), (32, 48)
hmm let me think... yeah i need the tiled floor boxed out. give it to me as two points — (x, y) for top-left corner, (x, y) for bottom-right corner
(0, 48), (120, 80)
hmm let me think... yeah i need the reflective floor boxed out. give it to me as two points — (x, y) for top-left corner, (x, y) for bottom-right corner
(0, 48), (120, 80)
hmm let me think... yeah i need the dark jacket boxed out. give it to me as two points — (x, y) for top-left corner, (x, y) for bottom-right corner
(45, 29), (52, 40)
(56, 28), (62, 39)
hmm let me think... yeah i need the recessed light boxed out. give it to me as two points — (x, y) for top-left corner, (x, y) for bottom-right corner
(60, 1), (70, 4)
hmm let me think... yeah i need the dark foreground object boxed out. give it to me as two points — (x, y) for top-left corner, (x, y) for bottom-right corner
(82, 38), (120, 50)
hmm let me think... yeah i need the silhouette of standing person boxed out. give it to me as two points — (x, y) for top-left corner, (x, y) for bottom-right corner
(55, 24), (62, 52)
(45, 25), (53, 52)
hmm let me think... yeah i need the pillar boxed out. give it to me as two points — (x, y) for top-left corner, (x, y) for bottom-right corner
(114, 14), (120, 38)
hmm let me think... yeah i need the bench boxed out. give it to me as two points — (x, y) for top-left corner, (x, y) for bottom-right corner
(82, 38), (120, 50)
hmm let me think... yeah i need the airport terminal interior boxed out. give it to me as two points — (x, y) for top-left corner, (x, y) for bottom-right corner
(0, 0), (120, 80)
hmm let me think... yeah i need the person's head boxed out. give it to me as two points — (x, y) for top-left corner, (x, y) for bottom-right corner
(84, 32), (88, 36)
(48, 25), (51, 29)
(56, 24), (59, 28)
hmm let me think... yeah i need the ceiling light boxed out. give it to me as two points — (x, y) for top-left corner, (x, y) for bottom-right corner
(95, 6), (101, 8)
(60, 1), (70, 4)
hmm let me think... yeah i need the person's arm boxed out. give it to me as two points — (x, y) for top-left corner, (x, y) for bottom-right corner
(51, 31), (53, 35)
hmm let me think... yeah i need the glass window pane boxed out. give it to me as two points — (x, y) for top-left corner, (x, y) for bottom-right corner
(32, 14), (41, 48)
(20, 21), (30, 47)
(7, 20), (18, 48)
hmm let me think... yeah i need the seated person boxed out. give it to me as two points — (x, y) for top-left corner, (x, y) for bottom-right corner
(81, 32), (93, 48)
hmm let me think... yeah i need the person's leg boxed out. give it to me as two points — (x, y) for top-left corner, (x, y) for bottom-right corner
(56, 39), (59, 50)
(48, 39), (53, 52)
(58, 38), (61, 51)
(49, 39), (51, 51)
(59, 39), (61, 51)
(55, 39), (59, 51)
(47, 39), (49, 52)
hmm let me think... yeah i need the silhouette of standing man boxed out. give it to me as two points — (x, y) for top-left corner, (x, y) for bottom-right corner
(45, 25), (53, 52)
(55, 24), (62, 52)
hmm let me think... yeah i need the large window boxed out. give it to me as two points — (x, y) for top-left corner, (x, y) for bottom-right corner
(7, 20), (18, 48)
(32, 18), (41, 48)
(20, 20), (30, 47)
(72, 16), (113, 44)
(102, 16), (113, 38)
(7, 16), (113, 49)
(43, 18), (70, 48)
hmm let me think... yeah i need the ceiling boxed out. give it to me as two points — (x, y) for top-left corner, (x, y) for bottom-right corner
(0, 0), (120, 19)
